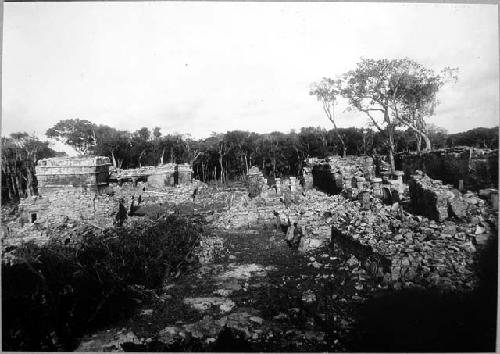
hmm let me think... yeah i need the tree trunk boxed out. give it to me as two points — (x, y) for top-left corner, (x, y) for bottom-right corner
(244, 154), (249, 175)
(416, 133), (422, 153)
(219, 155), (224, 184)
(415, 130), (431, 152)
(388, 125), (396, 172)
(422, 134), (431, 151)
(160, 147), (165, 165)
(26, 160), (35, 196)
(138, 150), (146, 168)
(111, 151), (117, 168)
(336, 131), (347, 158)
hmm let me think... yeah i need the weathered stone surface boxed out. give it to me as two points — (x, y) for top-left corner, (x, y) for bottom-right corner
(308, 155), (374, 195)
(183, 297), (235, 313)
(247, 166), (268, 198)
(36, 156), (111, 194)
(395, 147), (498, 192)
(449, 198), (467, 219)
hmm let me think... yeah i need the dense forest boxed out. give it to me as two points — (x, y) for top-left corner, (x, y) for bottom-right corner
(2, 121), (498, 203)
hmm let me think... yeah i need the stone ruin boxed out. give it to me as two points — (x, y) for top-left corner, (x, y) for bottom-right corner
(396, 147), (498, 192)
(18, 156), (193, 227)
(10, 152), (499, 291)
(215, 153), (497, 290)
(305, 155), (405, 205)
(246, 166), (303, 200)
(109, 162), (193, 187)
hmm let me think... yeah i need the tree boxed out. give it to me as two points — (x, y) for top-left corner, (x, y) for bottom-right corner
(426, 124), (448, 149)
(342, 58), (457, 170)
(46, 119), (97, 155)
(152, 127), (162, 139)
(447, 127), (499, 149)
(94, 125), (131, 168)
(310, 78), (347, 157)
(396, 64), (458, 152)
(2, 133), (55, 200)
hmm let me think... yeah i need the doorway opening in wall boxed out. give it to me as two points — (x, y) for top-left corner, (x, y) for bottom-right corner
(31, 213), (37, 223)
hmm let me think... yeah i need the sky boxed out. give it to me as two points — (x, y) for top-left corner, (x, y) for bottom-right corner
(2, 2), (499, 152)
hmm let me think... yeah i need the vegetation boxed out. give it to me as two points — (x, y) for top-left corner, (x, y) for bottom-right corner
(337, 58), (458, 170)
(1, 124), (497, 203)
(2, 216), (203, 351)
(1, 133), (56, 202)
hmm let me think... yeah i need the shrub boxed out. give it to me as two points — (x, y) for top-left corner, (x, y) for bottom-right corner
(2, 215), (202, 351)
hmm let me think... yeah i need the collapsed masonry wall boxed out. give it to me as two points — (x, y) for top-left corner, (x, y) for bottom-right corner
(110, 163), (193, 187)
(395, 148), (498, 191)
(18, 157), (194, 230)
(215, 187), (492, 290)
(408, 171), (493, 222)
(246, 166), (303, 199)
(308, 156), (375, 195)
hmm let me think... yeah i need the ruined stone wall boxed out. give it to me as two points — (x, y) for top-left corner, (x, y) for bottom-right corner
(20, 186), (117, 227)
(36, 156), (111, 195)
(176, 164), (193, 185)
(247, 166), (269, 198)
(147, 164), (177, 188)
(395, 148), (498, 191)
(408, 171), (491, 222)
(308, 156), (374, 195)
(110, 163), (193, 188)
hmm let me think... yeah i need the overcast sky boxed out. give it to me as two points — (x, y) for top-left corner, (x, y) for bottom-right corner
(2, 2), (499, 147)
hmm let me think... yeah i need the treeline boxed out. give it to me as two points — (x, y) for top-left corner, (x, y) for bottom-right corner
(1, 133), (56, 202)
(1, 121), (497, 202)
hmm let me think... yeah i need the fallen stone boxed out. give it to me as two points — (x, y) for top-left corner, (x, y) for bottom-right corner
(301, 290), (317, 304)
(183, 297), (235, 313)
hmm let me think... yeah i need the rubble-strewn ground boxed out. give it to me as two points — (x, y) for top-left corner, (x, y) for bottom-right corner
(76, 223), (382, 352)
(2, 180), (497, 352)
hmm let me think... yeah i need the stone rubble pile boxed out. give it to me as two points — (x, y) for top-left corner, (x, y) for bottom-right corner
(409, 170), (486, 222)
(213, 182), (496, 291)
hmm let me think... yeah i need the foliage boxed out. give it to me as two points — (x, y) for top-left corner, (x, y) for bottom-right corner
(1, 133), (56, 201)
(446, 127), (499, 149)
(310, 78), (347, 156)
(43, 117), (496, 185)
(2, 216), (202, 351)
(340, 58), (457, 169)
(46, 119), (97, 155)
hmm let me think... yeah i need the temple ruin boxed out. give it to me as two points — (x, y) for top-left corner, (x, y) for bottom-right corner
(9, 151), (499, 292)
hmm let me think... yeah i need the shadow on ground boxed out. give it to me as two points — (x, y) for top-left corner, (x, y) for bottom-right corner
(349, 232), (497, 352)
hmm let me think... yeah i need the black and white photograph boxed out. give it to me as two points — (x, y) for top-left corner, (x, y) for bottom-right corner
(1, 1), (499, 352)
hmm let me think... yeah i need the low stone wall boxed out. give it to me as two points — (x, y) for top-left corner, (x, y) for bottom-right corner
(396, 148), (498, 191)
